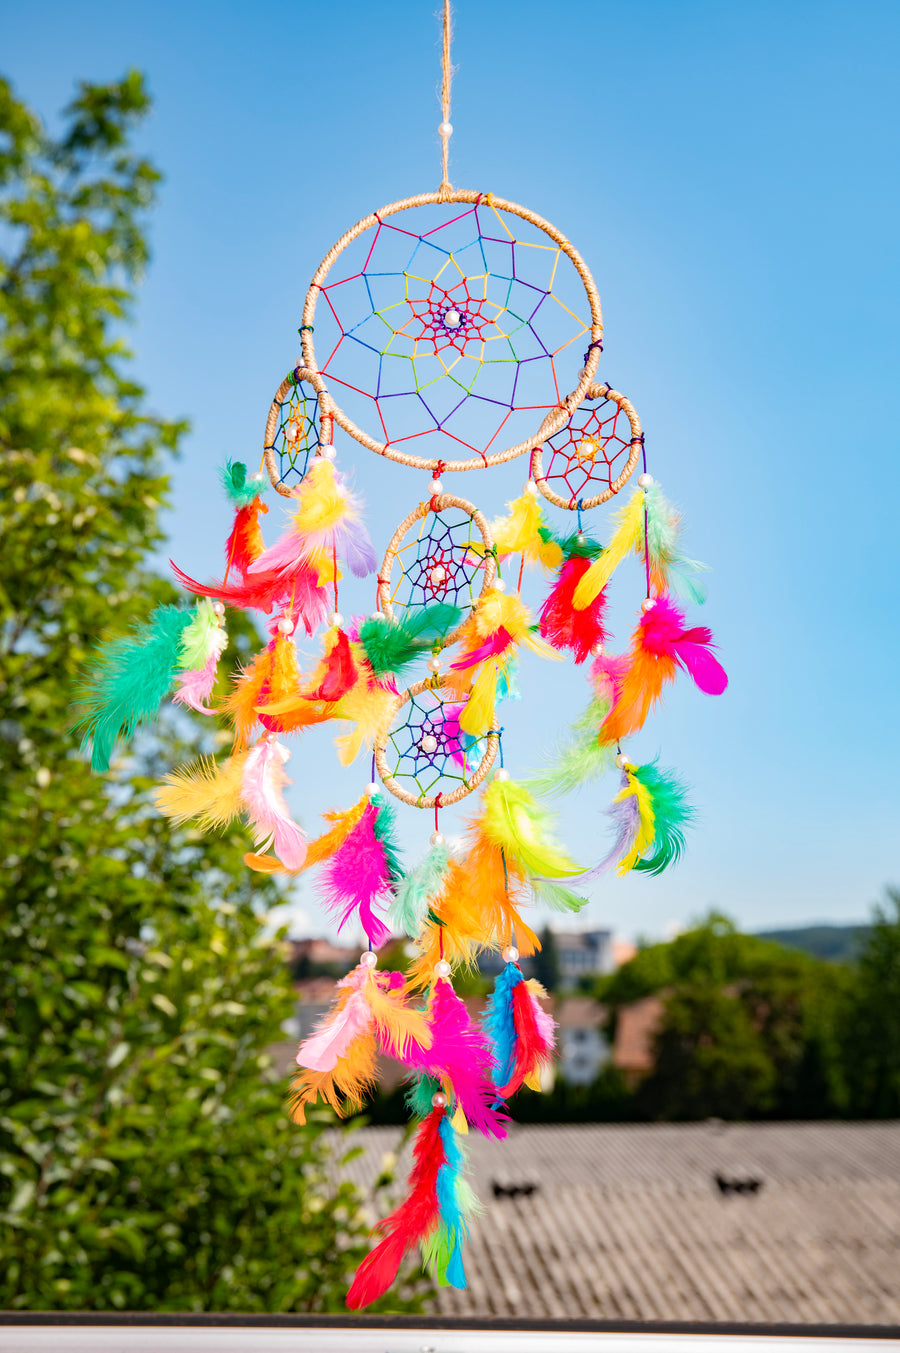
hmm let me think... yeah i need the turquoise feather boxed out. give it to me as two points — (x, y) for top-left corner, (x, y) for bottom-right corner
(220, 459), (265, 507)
(389, 842), (451, 934)
(75, 605), (193, 772)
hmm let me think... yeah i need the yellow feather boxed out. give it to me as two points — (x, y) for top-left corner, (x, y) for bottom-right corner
(459, 661), (498, 736)
(450, 1103), (469, 1133)
(362, 969), (432, 1058)
(332, 666), (397, 765)
(291, 458), (347, 536)
(154, 752), (248, 831)
(572, 488), (646, 609)
(524, 1068), (542, 1092)
(615, 770), (656, 875)
(287, 1028), (379, 1123)
(490, 494), (563, 572)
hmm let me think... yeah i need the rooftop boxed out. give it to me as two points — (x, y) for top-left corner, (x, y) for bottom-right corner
(340, 1120), (900, 1325)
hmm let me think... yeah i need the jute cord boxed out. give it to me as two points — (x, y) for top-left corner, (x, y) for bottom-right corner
(530, 381), (643, 511)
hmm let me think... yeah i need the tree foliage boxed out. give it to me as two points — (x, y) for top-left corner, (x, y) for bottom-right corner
(0, 71), (414, 1312)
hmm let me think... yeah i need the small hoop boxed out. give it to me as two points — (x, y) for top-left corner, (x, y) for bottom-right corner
(299, 189), (604, 473)
(530, 382), (643, 511)
(373, 675), (500, 809)
(263, 366), (321, 497)
(377, 493), (496, 647)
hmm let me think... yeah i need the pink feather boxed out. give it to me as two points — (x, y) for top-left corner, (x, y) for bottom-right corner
(297, 989), (372, 1072)
(172, 651), (219, 715)
(590, 652), (630, 705)
(239, 739), (308, 870)
(410, 979), (507, 1139)
(451, 626), (513, 672)
(676, 630), (729, 694)
(320, 804), (393, 947)
(530, 990), (557, 1051)
(641, 598), (728, 695)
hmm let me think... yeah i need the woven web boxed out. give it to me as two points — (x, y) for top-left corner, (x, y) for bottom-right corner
(541, 390), (635, 503)
(267, 371), (321, 486)
(385, 686), (489, 798)
(388, 504), (485, 621)
(313, 202), (590, 459)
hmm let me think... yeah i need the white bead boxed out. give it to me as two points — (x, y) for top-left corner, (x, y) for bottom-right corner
(495, 768), (510, 782)
(592, 642), (604, 657)
(420, 734), (438, 754)
(638, 472), (654, 488)
(615, 752), (631, 770)
(429, 564), (447, 586)
(360, 950), (378, 968)
(524, 480), (539, 497)
(427, 655), (442, 673)
(429, 478), (443, 494)
(430, 831), (445, 847)
(443, 308), (462, 329)
(369, 611), (383, 621)
(432, 1091), (448, 1109)
(503, 946), (519, 964)
(435, 959), (452, 978)
(277, 618), (295, 635)
(250, 471), (265, 483)
(365, 782), (380, 797)
(641, 597), (656, 613)
(321, 444), (337, 460)
(493, 578), (506, 592)
(211, 601), (225, 617)
(329, 611), (343, 628)
(438, 122), (453, 138)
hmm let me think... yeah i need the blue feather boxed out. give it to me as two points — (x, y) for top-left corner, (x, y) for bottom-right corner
(482, 963), (523, 1089)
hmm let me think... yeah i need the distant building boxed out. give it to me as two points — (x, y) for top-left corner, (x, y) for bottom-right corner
(554, 929), (614, 987)
(287, 937), (358, 974)
(612, 993), (665, 1086)
(555, 997), (609, 1084)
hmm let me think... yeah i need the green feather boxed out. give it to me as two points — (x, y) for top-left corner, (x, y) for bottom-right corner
(554, 529), (604, 561)
(389, 842), (451, 935)
(483, 776), (583, 878)
(645, 482), (709, 605)
(75, 606), (193, 772)
(405, 1073), (441, 1119)
(359, 603), (462, 678)
(531, 877), (589, 913)
(371, 797), (404, 885)
(220, 459), (265, 508)
(177, 599), (220, 671)
(525, 695), (614, 797)
(632, 760), (695, 875)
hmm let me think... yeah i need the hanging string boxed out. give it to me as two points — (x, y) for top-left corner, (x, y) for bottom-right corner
(437, 0), (453, 198)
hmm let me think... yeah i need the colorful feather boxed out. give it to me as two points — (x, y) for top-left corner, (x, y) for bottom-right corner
(170, 555), (329, 630)
(249, 457), (376, 581)
(390, 841), (452, 935)
(421, 1115), (476, 1289)
(539, 546), (609, 664)
(238, 738), (308, 870)
(320, 799), (401, 947)
(572, 487), (646, 609)
(224, 632), (303, 747)
(482, 775), (583, 879)
(172, 599), (228, 714)
(483, 963), (555, 1097)
(525, 694), (615, 797)
(600, 595), (727, 744)
(447, 589), (561, 736)
(579, 759), (694, 878)
(75, 605), (194, 772)
(345, 1109), (445, 1309)
(288, 1027), (379, 1125)
(304, 627), (358, 702)
(220, 459), (266, 509)
(154, 751), (249, 832)
(358, 603), (462, 679)
(409, 978), (507, 1139)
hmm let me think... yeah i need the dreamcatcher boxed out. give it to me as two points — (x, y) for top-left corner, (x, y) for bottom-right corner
(74, 0), (728, 1309)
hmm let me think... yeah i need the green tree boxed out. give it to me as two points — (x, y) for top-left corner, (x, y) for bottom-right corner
(839, 887), (900, 1117)
(0, 73), (413, 1312)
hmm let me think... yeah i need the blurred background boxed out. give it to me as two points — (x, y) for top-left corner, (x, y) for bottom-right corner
(2, 0), (899, 1327)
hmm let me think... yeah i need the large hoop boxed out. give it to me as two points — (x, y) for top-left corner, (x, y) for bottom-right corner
(373, 675), (500, 809)
(299, 189), (604, 473)
(377, 493), (496, 648)
(530, 382), (643, 510)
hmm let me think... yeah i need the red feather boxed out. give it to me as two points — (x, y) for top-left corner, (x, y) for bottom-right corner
(497, 981), (553, 1097)
(225, 498), (268, 578)
(305, 629), (358, 701)
(539, 556), (608, 664)
(345, 1109), (445, 1309)
(170, 559), (329, 633)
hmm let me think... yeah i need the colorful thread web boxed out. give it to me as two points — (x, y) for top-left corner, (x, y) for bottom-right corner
(268, 370), (321, 486)
(385, 686), (487, 798)
(541, 389), (636, 503)
(313, 202), (590, 459)
(388, 504), (486, 620)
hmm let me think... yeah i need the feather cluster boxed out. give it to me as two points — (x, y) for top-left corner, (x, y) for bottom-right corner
(172, 598), (228, 715)
(599, 594), (727, 744)
(489, 491), (563, 573)
(289, 959), (432, 1126)
(538, 531), (608, 663)
(587, 760), (695, 877)
(407, 978), (507, 1139)
(346, 1106), (475, 1308)
(358, 603), (461, 680)
(482, 774), (583, 879)
(249, 457), (376, 582)
(572, 487), (646, 609)
(319, 795), (403, 947)
(483, 962), (556, 1097)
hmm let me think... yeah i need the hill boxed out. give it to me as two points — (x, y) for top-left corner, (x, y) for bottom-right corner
(754, 923), (868, 962)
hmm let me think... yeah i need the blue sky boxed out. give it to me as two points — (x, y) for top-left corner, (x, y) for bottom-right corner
(6, 0), (899, 941)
